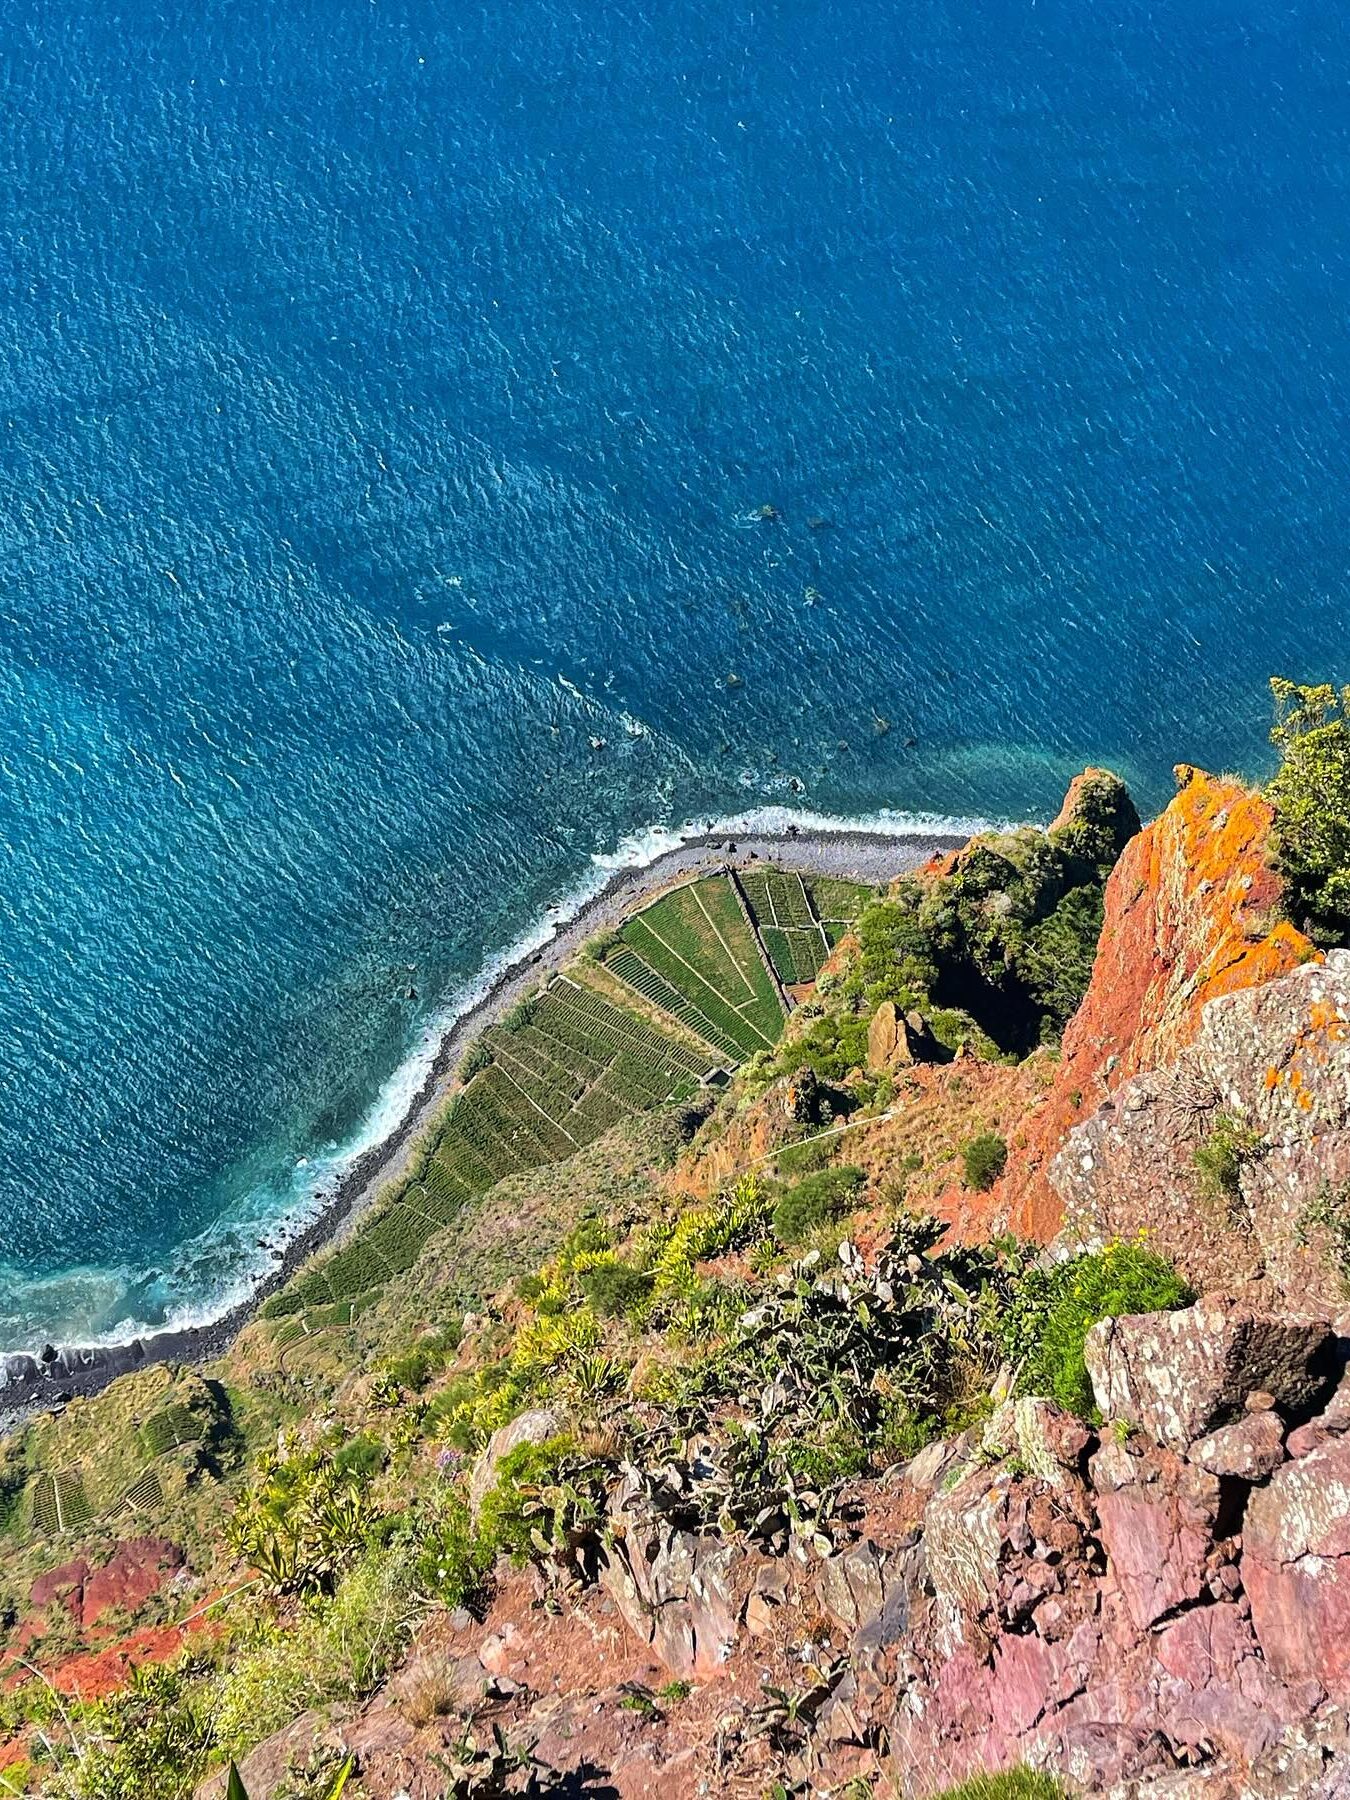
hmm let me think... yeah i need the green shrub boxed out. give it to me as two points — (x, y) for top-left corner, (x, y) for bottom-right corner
(414, 1491), (494, 1611)
(502, 993), (541, 1032)
(1267, 677), (1350, 944)
(783, 1429), (868, 1487)
(578, 1260), (654, 1319)
(961, 1132), (1008, 1192)
(380, 1323), (462, 1394)
(68, 1661), (214, 1799)
(1193, 1114), (1263, 1208)
(772, 1166), (866, 1246)
(1005, 1242), (1193, 1418)
(477, 1435), (605, 1570)
(332, 1433), (386, 1483)
(776, 1134), (836, 1177)
(212, 1535), (421, 1759)
(224, 1450), (378, 1596)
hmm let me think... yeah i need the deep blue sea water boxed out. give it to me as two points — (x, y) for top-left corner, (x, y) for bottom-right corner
(2, 0), (1349, 1349)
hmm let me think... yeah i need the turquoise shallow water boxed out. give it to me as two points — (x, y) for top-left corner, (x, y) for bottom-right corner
(1, 0), (1349, 1348)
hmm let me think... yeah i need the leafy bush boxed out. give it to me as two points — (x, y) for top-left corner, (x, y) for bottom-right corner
(1004, 1241), (1193, 1418)
(332, 1432), (386, 1483)
(776, 1135), (836, 1176)
(772, 1166), (865, 1246)
(477, 1435), (606, 1572)
(783, 1429), (869, 1487)
(782, 776), (1138, 1078)
(1267, 677), (1350, 944)
(68, 1661), (214, 1800)
(414, 1491), (495, 1611)
(212, 1535), (422, 1760)
(778, 1010), (870, 1084)
(1193, 1114), (1263, 1208)
(961, 1132), (1008, 1192)
(501, 993), (541, 1032)
(578, 1259), (655, 1318)
(379, 1323), (462, 1394)
(458, 1039), (492, 1081)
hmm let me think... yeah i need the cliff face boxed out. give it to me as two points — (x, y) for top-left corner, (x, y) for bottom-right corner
(1052, 950), (1350, 1303)
(13, 762), (1350, 1800)
(1002, 766), (1318, 1239)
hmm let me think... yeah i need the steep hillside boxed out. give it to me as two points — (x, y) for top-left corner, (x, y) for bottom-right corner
(6, 719), (1350, 1800)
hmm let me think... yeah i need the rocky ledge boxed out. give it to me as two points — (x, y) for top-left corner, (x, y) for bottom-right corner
(210, 1293), (1350, 1799)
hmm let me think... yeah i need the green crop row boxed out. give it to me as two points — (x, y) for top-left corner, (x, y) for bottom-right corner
(604, 945), (745, 1060)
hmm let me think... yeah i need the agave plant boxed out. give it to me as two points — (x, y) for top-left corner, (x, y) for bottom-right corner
(226, 1756), (352, 1799)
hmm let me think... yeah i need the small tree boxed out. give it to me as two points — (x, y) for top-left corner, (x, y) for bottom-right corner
(1267, 677), (1350, 943)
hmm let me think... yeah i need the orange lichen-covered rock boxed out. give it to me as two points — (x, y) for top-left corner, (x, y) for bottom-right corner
(1003, 766), (1319, 1240)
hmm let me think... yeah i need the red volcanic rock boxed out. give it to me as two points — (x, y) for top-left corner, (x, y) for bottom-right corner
(1245, 1434), (1350, 1698)
(27, 1537), (183, 1633)
(1004, 767), (1318, 1239)
(83, 1537), (184, 1627)
(1090, 1436), (1222, 1631)
(1084, 1296), (1334, 1449)
(29, 1559), (89, 1622)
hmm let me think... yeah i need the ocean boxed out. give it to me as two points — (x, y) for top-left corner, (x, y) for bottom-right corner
(1, 0), (1348, 1350)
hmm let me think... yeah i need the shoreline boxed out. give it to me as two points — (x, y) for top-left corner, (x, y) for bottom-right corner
(0, 824), (966, 1431)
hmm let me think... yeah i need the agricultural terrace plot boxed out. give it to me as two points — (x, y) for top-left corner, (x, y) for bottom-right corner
(805, 875), (875, 944)
(18, 1377), (228, 1541)
(737, 869), (831, 983)
(264, 981), (716, 1318)
(614, 876), (784, 1059)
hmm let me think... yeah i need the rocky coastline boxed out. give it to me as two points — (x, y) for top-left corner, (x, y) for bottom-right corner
(0, 823), (965, 1432)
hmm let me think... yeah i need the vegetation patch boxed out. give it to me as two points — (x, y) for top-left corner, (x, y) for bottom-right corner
(772, 1165), (866, 1246)
(1267, 677), (1350, 944)
(616, 876), (784, 1058)
(1193, 1113), (1264, 1213)
(1001, 1240), (1193, 1418)
(961, 1131), (1008, 1192)
(769, 773), (1138, 1086)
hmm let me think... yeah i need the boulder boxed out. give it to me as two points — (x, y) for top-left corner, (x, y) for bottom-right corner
(1085, 1296), (1334, 1449)
(468, 1407), (562, 1518)
(1245, 1434), (1350, 1697)
(1189, 1409), (1286, 1480)
(1005, 766), (1315, 1244)
(980, 1396), (1092, 1492)
(600, 1484), (741, 1679)
(867, 1001), (902, 1072)
(195, 1712), (351, 1800)
(923, 1465), (1018, 1651)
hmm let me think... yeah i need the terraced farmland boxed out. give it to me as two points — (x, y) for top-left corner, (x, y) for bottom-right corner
(737, 868), (830, 982)
(738, 869), (873, 983)
(264, 866), (866, 1323)
(805, 874), (875, 943)
(266, 979), (717, 1317)
(610, 875), (784, 1058)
